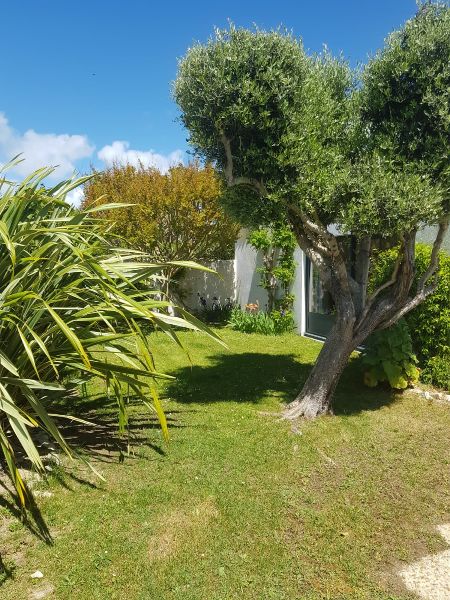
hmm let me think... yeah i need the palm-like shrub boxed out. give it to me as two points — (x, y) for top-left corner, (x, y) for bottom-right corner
(0, 163), (218, 509)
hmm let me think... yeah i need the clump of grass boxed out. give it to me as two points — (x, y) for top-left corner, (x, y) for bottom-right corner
(228, 307), (294, 335)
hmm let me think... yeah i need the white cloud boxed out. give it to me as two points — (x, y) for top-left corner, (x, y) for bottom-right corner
(66, 187), (85, 208)
(98, 140), (183, 173)
(0, 112), (184, 188)
(0, 112), (94, 179)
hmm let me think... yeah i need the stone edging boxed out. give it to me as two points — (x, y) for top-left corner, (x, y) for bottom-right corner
(410, 386), (450, 404)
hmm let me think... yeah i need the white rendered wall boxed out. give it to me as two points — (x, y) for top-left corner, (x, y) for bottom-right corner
(291, 247), (307, 335)
(177, 259), (235, 309)
(234, 229), (269, 310)
(235, 229), (306, 330)
(177, 229), (307, 333)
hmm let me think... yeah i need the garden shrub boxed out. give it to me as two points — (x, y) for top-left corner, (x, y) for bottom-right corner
(228, 307), (294, 335)
(269, 309), (295, 334)
(421, 352), (450, 391)
(196, 304), (234, 324)
(361, 320), (420, 389)
(370, 243), (450, 366)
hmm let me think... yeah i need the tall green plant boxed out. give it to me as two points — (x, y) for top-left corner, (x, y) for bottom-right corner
(0, 161), (220, 511)
(248, 225), (296, 313)
(370, 243), (450, 364)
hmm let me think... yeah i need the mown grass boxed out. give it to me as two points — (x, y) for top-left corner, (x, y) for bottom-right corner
(1, 329), (450, 599)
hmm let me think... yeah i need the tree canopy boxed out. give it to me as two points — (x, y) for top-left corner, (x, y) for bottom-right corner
(362, 2), (450, 191)
(174, 22), (445, 239)
(174, 3), (450, 418)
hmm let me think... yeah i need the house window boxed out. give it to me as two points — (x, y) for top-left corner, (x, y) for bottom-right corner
(305, 258), (336, 338)
(305, 236), (355, 339)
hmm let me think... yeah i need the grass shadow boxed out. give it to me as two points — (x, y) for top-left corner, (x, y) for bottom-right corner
(0, 553), (14, 586)
(165, 352), (307, 405)
(54, 403), (177, 463)
(0, 480), (52, 545)
(164, 350), (397, 415)
(332, 357), (398, 416)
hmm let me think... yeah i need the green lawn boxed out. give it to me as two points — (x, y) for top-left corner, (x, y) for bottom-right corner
(1, 329), (450, 599)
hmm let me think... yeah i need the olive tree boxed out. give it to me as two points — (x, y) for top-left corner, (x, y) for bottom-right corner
(174, 6), (449, 418)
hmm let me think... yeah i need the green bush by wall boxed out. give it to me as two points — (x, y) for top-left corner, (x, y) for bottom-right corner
(370, 243), (450, 364)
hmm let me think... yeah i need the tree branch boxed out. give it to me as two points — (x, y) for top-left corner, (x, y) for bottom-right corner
(416, 216), (450, 293)
(220, 133), (267, 196)
(377, 216), (449, 330)
(354, 235), (371, 307)
(361, 248), (403, 320)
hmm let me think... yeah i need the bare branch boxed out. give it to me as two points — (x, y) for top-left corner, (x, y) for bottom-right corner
(289, 218), (332, 286)
(378, 281), (438, 330)
(417, 216), (450, 292)
(221, 133), (234, 186)
(362, 250), (402, 317)
(377, 216), (450, 330)
(352, 235), (372, 314)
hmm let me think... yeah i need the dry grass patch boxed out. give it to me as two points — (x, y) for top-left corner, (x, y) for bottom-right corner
(148, 498), (220, 561)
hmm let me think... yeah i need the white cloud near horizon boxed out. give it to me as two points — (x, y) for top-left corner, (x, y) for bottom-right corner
(0, 112), (95, 179)
(98, 140), (184, 173)
(0, 112), (185, 200)
(66, 187), (85, 208)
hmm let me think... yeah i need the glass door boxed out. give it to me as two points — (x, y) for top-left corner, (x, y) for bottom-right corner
(305, 258), (335, 338)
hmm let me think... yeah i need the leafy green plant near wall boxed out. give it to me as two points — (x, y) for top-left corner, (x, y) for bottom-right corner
(248, 224), (296, 314)
(370, 243), (450, 365)
(228, 307), (294, 335)
(361, 320), (420, 389)
(228, 225), (296, 335)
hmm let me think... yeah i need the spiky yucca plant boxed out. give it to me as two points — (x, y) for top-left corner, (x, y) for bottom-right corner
(0, 161), (220, 509)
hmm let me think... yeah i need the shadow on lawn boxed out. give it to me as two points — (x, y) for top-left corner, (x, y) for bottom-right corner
(164, 351), (397, 415)
(56, 402), (181, 463)
(0, 398), (178, 554)
(0, 478), (52, 545)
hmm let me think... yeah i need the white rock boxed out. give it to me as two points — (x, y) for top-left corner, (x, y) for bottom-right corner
(400, 524), (450, 600)
(34, 490), (53, 498)
(30, 570), (44, 579)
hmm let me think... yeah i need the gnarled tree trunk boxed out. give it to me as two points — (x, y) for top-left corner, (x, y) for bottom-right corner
(283, 317), (356, 419)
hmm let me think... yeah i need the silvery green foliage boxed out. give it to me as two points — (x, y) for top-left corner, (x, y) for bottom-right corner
(174, 26), (307, 185)
(174, 17), (446, 238)
(362, 2), (450, 194)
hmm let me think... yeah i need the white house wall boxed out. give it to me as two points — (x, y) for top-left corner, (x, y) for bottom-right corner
(177, 259), (235, 309)
(234, 231), (269, 310)
(291, 247), (306, 335)
(178, 230), (307, 335)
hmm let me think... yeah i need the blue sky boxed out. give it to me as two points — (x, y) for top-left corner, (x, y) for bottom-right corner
(0, 0), (418, 201)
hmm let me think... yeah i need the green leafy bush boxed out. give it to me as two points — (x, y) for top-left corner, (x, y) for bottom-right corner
(0, 163), (218, 511)
(269, 309), (295, 334)
(421, 352), (450, 391)
(361, 320), (420, 389)
(228, 308), (294, 335)
(196, 304), (234, 324)
(370, 243), (450, 364)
